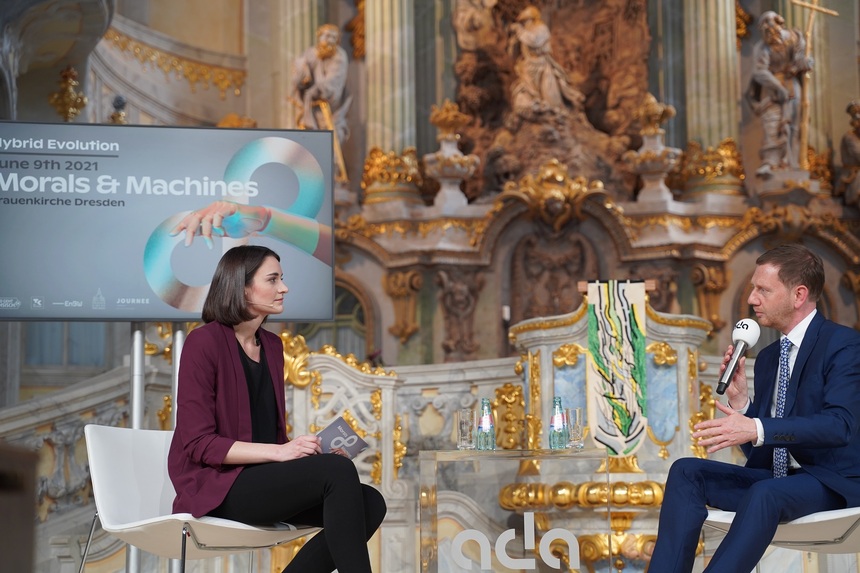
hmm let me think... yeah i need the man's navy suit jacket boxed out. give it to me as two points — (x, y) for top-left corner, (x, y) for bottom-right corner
(742, 312), (860, 505)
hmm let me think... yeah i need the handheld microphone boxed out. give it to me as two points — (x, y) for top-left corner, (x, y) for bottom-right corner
(716, 318), (761, 395)
(245, 299), (277, 308)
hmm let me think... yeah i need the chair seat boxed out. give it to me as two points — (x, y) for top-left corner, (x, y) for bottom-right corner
(104, 513), (318, 560)
(705, 507), (860, 554)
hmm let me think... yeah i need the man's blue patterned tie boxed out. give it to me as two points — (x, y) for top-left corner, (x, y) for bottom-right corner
(773, 337), (792, 478)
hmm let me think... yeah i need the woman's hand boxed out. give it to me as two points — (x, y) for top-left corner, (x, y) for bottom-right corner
(223, 435), (321, 465)
(274, 434), (322, 461)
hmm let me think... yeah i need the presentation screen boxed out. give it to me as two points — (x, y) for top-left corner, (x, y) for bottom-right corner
(0, 122), (335, 321)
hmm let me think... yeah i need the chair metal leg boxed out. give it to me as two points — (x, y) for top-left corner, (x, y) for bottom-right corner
(78, 511), (99, 573)
(180, 525), (188, 573)
(248, 550), (254, 573)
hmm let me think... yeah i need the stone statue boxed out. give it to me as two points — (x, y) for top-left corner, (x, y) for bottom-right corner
(745, 11), (813, 178)
(508, 6), (583, 118)
(291, 24), (352, 143)
(454, 0), (499, 51)
(838, 100), (860, 205)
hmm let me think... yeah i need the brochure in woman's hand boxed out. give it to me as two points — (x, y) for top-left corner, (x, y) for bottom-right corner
(317, 416), (369, 459)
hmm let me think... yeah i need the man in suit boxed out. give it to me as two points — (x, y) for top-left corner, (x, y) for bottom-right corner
(648, 243), (860, 573)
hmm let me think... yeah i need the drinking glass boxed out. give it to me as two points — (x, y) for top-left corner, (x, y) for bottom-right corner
(456, 408), (477, 450)
(567, 407), (585, 449)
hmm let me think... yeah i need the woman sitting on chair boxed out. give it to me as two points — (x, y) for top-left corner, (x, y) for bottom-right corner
(168, 245), (386, 573)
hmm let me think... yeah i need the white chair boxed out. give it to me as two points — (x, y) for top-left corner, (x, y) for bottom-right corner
(704, 507), (860, 571)
(80, 424), (320, 573)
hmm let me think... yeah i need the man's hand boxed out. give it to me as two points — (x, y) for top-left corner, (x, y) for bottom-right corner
(692, 401), (757, 454)
(720, 344), (750, 409)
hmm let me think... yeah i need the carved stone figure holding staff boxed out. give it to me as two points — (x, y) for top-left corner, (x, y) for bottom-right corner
(745, 11), (813, 178)
(291, 24), (352, 144)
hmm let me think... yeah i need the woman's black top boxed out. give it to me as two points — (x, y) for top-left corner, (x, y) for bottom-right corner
(237, 340), (279, 444)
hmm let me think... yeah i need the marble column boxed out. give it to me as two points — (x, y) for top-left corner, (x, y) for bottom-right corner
(0, 17), (22, 119)
(366, 0), (416, 151)
(414, 1), (458, 157)
(0, 323), (21, 413)
(776, 0), (832, 155)
(684, 0), (741, 147)
(278, 0), (324, 129)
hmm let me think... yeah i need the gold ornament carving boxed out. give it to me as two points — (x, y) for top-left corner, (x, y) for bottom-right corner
(645, 304), (712, 334)
(735, 1), (753, 50)
(281, 331), (318, 386)
(618, 211), (757, 242)
(370, 452), (382, 485)
(499, 159), (609, 232)
(552, 343), (587, 368)
(494, 383), (526, 450)
(598, 455), (644, 474)
(528, 351), (542, 443)
(371, 389), (382, 420)
(216, 112), (257, 128)
(497, 479), (664, 513)
(579, 532), (675, 573)
(384, 270), (423, 344)
(676, 138), (745, 196)
(635, 93), (676, 136)
(338, 214), (490, 248)
(508, 302), (589, 344)
(807, 146), (834, 192)
(393, 414), (406, 480)
(345, 0), (365, 59)
(157, 395), (173, 431)
(104, 28), (246, 99)
(144, 322), (200, 363)
(646, 342), (677, 366)
(498, 482), (551, 510)
(691, 263), (729, 333)
(343, 410), (370, 438)
(746, 204), (850, 245)
(690, 382), (717, 459)
(316, 344), (396, 377)
(49, 66), (87, 122)
(429, 99), (473, 140)
(361, 147), (424, 204)
(646, 426), (674, 460)
(512, 351), (543, 457)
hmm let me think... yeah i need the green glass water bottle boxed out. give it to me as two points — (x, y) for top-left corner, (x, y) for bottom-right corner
(476, 398), (496, 451)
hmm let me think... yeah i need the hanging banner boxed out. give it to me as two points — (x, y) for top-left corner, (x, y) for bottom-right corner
(586, 280), (647, 456)
(0, 121), (334, 321)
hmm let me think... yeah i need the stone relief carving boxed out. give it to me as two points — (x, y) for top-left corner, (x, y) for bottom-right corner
(384, 270), (423, 344)
(436, 268), (485, 361)
(452, 1), (650, 201)
(628, 263), (679, 314)
(837, 100), (860, 205)
(510, 229), (598, 324)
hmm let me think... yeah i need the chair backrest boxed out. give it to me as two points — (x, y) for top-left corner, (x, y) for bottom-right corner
(84, 424), (177, 529)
